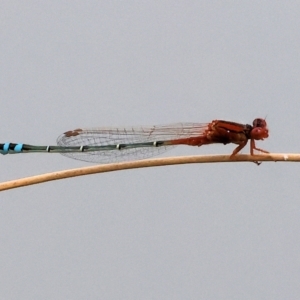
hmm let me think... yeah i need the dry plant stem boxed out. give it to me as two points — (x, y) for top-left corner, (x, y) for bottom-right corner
(0, 153), (297, 192)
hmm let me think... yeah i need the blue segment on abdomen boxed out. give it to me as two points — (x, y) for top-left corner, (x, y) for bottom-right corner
(0, 143), (24, 155)
(2, 143), (10, 154)
(13, 144), (23, 153)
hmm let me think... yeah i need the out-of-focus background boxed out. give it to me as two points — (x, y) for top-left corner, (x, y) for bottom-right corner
(1, 2), (300, 299)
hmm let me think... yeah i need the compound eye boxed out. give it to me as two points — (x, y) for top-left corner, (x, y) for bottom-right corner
(253, 118), (266, 128)
(251, 127), (269, 140)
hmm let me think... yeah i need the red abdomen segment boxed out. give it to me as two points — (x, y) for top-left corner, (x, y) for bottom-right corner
(168, 120), (249, 147)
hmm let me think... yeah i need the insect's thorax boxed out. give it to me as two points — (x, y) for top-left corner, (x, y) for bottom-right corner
(208, 120), (252, 145)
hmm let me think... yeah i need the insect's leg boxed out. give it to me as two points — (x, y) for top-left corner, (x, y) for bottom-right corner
(250, 139), (269, 155)
(230, 140), (248, 158)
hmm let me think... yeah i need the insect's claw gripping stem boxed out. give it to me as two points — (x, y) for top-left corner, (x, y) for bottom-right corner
(254, 147), (269, 154)
(230, 154), (261, 166)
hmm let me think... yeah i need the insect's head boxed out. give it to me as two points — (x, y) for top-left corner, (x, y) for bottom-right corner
(251, 118), (269, 140)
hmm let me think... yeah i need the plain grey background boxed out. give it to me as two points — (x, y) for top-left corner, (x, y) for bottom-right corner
(1, 1), (300, 299)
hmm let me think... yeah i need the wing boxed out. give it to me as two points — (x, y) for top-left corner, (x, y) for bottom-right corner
(56, 123), (208, 163)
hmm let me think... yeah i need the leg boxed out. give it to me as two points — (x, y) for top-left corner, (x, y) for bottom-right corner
(230, 140), (248, 158)
(250, 139), (269, 155)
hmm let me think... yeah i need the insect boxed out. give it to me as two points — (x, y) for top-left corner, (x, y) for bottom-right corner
(0, 118), (269, 163)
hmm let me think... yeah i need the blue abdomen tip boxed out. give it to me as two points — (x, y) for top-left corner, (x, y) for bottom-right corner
(2, 143), (10, 154)
(14, 144), (23, 153)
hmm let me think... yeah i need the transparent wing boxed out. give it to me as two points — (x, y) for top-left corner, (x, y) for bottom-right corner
(57, 123), (208, 163)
